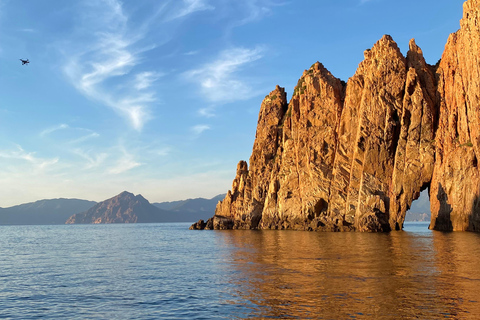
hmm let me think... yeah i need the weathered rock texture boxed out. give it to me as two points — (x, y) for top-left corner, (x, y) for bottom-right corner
(191, 0), (480, 232)
(66, 191), (169, 224)
(430, 0), (480, 231)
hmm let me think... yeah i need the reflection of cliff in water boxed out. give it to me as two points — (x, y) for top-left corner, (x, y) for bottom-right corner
(431, 231), (480, 318)
(215, 228), (480, 319)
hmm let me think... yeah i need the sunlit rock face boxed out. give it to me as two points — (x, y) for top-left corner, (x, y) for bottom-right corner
(329, 36), (437, 232)
(430, 0), (480, 231)
(191, 0), (480, 232)
(214, 86), (288, 230)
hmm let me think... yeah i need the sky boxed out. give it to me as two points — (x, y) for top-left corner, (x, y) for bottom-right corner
(0, 0), (464, 207)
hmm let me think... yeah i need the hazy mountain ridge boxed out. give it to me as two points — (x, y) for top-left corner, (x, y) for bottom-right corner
(153, 194), (225, 212)
(407, 190), (431, 215)
(0, 198), (97, 225)
(405, 213), (431, 222)
(405, 190), (431, 222)
(66, 191), (171, 224)
(67, 192), (226, 224)
(0, 193), (224, 225)
(152, 194), (225, 223)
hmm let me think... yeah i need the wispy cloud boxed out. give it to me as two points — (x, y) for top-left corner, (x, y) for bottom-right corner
(191, 124), (210, 135)
(0, 145), (59, 171)
(230, 0), (273, 28)
(184, 46), (265, 103)
(219, 0), (287, 35)
(41, 124), (100, 144)
(184, 50), (199, 56)
(165, 0), (214, 21)
(134, 71), (164, 90)
(40, 124), (69, 137)
(73, 148), (108, 169)
(108, 147), (142, 174)
(62, 0), (158, 131)
(152, 147), (171, 157)
(198, 107), (216, 118)
(68, 132), (100, 144)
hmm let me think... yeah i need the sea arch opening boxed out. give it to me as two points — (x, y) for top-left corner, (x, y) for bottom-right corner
(405, 189), (431, 230)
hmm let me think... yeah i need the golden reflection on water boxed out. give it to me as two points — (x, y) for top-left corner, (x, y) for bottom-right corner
(214, 226), (480, 319)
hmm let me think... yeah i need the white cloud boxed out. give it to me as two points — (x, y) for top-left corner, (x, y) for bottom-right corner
(62, 0), (156, 131)
(231, 0), (272, 28)
(134, 71), (163, 90)
(109, 157), (142, 174)
(154, 147), (171, 157)
(40, 124), (69, 137)
(37, 158), (59, 170)
(165, 0), (214, 21)
(184, 46), (265, 103)
(0, 145), (59, 172)
(73, 148), (108, 169)
(41, 124), (100, 144)
(184, 50), (199, 56)
(219, 0), (287, 35)
(68, 132), (100, 144)
(198, 107), (216, 118)
(79, 39), (136, 88)
(191, 124), (210, 135)
(108, 147), (142, 174)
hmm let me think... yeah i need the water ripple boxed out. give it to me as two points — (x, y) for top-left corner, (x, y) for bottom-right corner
(0, 222), (480, 319)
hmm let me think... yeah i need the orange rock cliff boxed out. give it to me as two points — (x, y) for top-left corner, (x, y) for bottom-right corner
(191, 0), (480, 232)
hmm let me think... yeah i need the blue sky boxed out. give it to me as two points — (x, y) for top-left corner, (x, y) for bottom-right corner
(0, 0), (463, 207)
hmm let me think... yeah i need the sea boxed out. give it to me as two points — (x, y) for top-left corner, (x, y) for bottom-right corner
(1, 222), (480, 319)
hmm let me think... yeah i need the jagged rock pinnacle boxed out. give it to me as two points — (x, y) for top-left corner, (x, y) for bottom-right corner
(191, 0), (480, 232)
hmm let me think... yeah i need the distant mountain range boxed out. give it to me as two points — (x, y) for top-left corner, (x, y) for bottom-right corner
(66, 191), (171, 224)
(404, 212), (431, 222)
(0, 192), (224, 225)
(0, 198), (97, 225)
(405, 190), (431, 222)
(152, 194), (225, 222)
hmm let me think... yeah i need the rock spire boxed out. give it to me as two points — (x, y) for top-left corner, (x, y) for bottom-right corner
(192, 0), (480, 232)
(430, 0), (480, 231)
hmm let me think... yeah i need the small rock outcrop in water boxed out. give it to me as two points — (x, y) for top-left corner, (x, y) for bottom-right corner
(191, 0), (480, 232)
(66, 191), (169, 224)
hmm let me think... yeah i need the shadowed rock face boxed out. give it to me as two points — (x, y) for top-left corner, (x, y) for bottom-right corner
(191, 0), (480, 232)
(430, 0), (480, 231)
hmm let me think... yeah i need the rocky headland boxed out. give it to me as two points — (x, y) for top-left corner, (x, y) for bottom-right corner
(66, 191), (170, 224)
(191, 0), (480, 232)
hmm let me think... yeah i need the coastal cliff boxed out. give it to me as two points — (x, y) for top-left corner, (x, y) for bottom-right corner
(430, 0), (480, 231)
(192, 0), (480, 232)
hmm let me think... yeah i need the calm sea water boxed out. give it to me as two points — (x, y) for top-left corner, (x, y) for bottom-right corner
(1, 222), (480, 319)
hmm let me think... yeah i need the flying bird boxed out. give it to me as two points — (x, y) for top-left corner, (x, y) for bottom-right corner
(20, 59), (30, 65)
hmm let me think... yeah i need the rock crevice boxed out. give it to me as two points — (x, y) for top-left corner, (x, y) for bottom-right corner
(192, 0), (480, 232)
